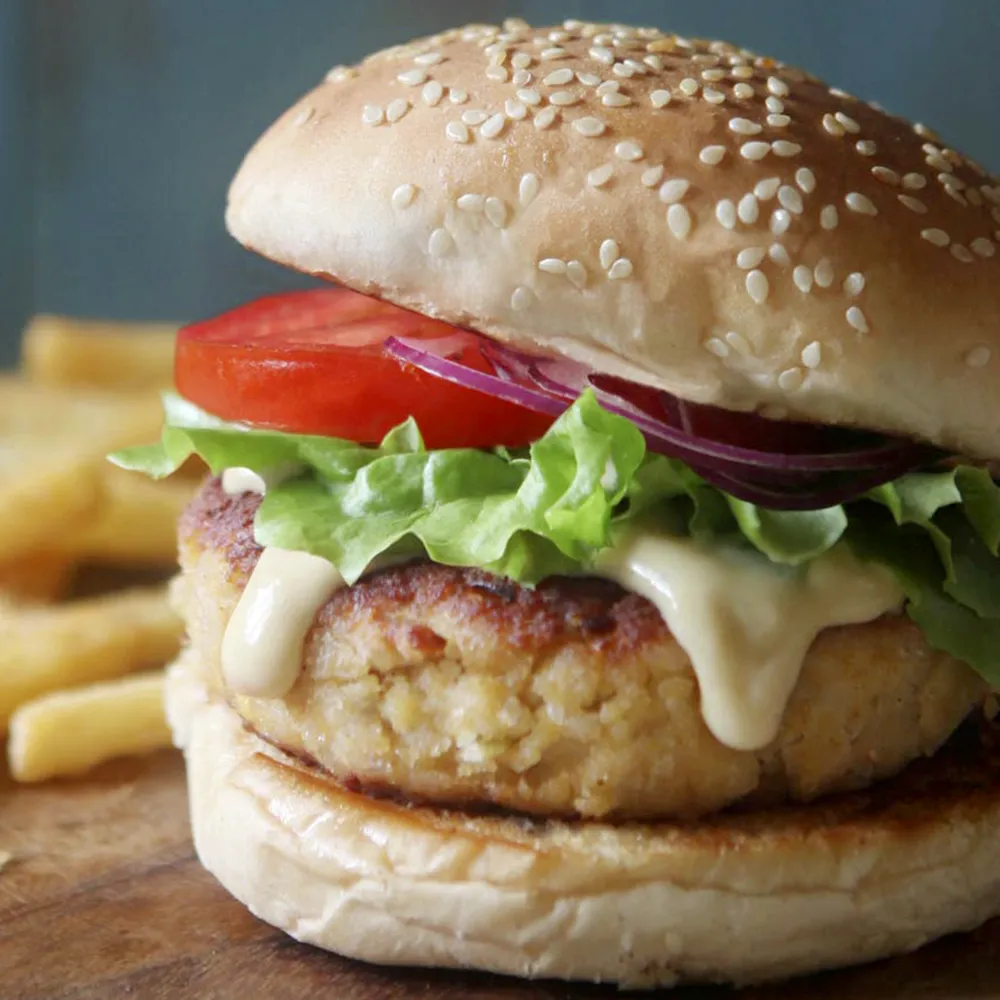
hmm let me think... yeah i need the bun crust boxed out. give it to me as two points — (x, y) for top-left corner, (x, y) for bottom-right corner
(168, 652), (1000, 987)
(226, 20), (1000, 459)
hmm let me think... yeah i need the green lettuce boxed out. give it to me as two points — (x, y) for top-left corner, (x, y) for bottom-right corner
(112, 392), (1000, 687)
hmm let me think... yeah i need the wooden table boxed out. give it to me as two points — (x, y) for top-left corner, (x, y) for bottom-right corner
(1, 751), (997, 999)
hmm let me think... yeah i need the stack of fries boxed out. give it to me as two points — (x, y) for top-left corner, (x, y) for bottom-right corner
(2, 316), (194, 784)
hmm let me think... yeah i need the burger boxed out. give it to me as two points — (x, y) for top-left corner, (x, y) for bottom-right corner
(114, 17), (1000, 988)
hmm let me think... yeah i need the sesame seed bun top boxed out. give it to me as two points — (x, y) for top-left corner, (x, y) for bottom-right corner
(226, 18), (1000, 459)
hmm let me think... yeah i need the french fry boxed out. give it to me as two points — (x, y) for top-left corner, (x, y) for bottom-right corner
(0, 554), (75, 604)
(21, 315), (177, 392)
(0, 585), (182, 733)
(7, 672), (170, 782)
(0, 378), (164, 561)
(62, 468), (194, 566)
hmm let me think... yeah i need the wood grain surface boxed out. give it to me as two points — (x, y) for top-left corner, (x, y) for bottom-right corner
(0, 750), (997, 1000)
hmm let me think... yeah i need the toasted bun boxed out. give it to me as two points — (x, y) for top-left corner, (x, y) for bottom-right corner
(226, 19), (1000, 460)
(167, 650), (1000, 987)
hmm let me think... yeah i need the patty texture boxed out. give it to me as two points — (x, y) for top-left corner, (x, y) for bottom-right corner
(177, 479), (988, 820)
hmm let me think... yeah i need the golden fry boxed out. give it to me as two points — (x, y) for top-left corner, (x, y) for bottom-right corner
(7, 672), (170, 782)
(0, 554), (75, 604)
(22, 315), (177, 392)
(64, 468), (194, 566)
(0, 585), (182, 733)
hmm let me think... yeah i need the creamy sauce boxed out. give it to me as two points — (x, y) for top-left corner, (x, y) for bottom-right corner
(221, 464), (304, 497)
(221, 547), (345, 698)
(596, 532), (904, 751)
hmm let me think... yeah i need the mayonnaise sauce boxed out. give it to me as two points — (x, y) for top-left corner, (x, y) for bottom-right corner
(221, 464), (303, 497)
(221, 547), (345, 698)
(596, 532), (904, 751)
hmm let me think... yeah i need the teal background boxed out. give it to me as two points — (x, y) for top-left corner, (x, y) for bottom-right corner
(2, 0), (998, 363)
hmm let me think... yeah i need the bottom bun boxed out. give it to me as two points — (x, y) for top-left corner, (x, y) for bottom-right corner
(166, 652), (1000, 988)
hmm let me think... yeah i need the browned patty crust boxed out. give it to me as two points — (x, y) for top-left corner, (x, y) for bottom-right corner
(178, 479), (988, 820)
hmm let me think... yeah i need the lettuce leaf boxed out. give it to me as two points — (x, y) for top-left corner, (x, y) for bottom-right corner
(112, 392), (1000, 687)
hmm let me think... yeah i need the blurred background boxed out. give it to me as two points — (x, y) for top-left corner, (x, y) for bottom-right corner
(2, 0), (998, 365)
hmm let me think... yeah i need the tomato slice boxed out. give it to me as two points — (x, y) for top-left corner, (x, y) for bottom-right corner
(174, 288), (556, 448)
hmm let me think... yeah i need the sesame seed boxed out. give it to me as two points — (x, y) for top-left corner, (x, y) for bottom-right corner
(921, 228), (950, 247)
(737, 247), (766, 269)
(600, 92), (632, 109)
(397, 68), (428, 86)
(779, 185), (804, 214)
(587, 163), (615, 188)
(844, 272), (866, 297)
(667, 204), (693, 241)
(643, 54), (664, 71)
(596, 80), (620, 96)
(845, 192), (878, 215)
(767, 76), (790, 97)
(835, 112), (860, 134)
(945, 186), (969, 206)
(519, 173), (540, 207)
(517, 87), (541, 105)
(755, 177), (782, 201)
(505, 99), (528, 120)
(733, 82), (755, 99)
(902, 173), (927, 190)
(793, 265), (814, 293)
(716, 199), (738, 230)
(534, 106), (559, 129)
(731, 65), (754, 81)
(512, 69), (532, 86)
(830, 87), (853, 99)
(650, 89), (672, 109)
(549, 90), (581, 106)
(612, 62), (635, 79)
(566, 260), (587, 288)
(846, 306), (869, 333)
(814, 258), (835, 287)
(421, 80), (444, 106)
(641, 165), (665, 188)
(730, 117), (763, 136)
(705, 337), (730, 358)
(926, 153), (951, 173)
(822, 113), (845, 137)
(484, 197), (508, 228)
(871, 166), (900, 186)
(737, 194), (760, 224)
(820, 205), (839, 230)
(898, 194), (928, 214)
(615, 140), (644, 161)
(746, 269), (770, 304)
(538, 258), (567, 275)
(324, 65), (353, 83)
(966, 345), (991, 368)
(951, 244), (974, 263)
(770, 209), (792, 235)
(511, 51), (532, 69)
(766, 96), (785, 114)
(778, 367), (804, 391)
(456, 193), (485, 212)
(294, 106), (315, 127)
(767, 114), (792, 128)
(540, 47), (568, 60)
(680, 77), (700, 96)
(599, 239), (620, 270)
(769, 243), (791, 267)
(699, 145), (726, 166)
(573, 116), (606, 137)
(771, 140), (802, 157)
(428, 228), (453, 257)
(391, 184), (416, 210)
(414, 52), (443, 67)
(510, 286), (534, 310)
(971, 237), (996, 258)
(740, 141), (770, 161)
(702, 67), (726, 82)
(801, 342), (822, 368)
(608, 257), (634, 280)
(589, 45), (615, 64)
(726, 330), (752, 356)
(461, 109), (488, 126)
(794, 167), (816, 194)
(479, 113), (506, 139)
(544, 68), (574, 86)
(940, 172), (966, 189)
(361, 104), (385, 126)
(449, 88), (469, 104)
